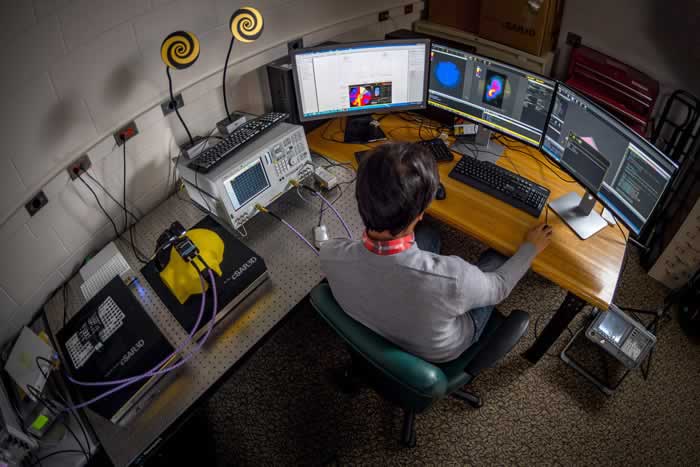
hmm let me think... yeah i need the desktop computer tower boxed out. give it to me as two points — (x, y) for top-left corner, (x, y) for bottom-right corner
(267, 44), (335, 132)
(267, 55), (301, 124)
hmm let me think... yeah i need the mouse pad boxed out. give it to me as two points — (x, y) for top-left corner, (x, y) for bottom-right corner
(141, 216), (267, 335)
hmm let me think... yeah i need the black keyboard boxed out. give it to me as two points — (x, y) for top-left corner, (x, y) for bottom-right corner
(418, 138), (454, 162)
(189, 112), (288, 172)
(449, 156), (550, 217)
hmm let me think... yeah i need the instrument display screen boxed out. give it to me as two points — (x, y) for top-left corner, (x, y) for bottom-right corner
(227, 158), (270, 210)
(597, 311), (628, 345)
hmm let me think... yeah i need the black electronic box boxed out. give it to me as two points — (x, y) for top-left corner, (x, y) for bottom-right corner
(141, 216), (269, 338)
(57, 277), (176, 424)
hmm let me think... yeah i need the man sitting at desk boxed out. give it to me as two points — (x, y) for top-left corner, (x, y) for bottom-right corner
(320, 143), (552, 362)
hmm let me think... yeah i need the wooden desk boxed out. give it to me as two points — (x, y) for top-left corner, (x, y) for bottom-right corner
(306, 114), (628, 363)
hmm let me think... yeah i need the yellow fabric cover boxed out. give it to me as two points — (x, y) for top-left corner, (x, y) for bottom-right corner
(159, 229), (224, 304)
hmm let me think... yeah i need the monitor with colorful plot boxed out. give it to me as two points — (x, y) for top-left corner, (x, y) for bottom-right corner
(291, 39), (430, 142)
(428, 44), (556, 147)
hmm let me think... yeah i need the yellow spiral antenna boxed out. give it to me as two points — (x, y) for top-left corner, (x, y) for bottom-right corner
(229, 7), (264, 43)
(161, 30), (201, 147)
(160, 31), (200, 69)
(219, 6), (264, 126)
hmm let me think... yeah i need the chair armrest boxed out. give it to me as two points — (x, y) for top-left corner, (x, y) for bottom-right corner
(464, 310), (529, 376)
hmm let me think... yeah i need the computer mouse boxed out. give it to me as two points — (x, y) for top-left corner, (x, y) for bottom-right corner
(436, 183), (446, 200)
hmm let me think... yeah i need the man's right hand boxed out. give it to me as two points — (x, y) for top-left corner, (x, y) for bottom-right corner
(525, 224), (553, 254)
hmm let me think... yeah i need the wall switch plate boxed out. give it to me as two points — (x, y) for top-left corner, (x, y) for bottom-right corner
(67, 154), (92, 180)
(161, 94), (184, 116)
(26, 191), (48, 216)
(114, 120), (139, 146)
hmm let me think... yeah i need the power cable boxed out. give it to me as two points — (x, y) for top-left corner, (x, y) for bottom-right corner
(256, 205), (319, 256)
(166, 66), (194, 146)
(299, 185), (353, 238)
(76, 176), (119, 239)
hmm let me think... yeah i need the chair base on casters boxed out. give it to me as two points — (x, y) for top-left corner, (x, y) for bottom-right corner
(452, 388), (483, 408)
(309, 284), (531, 450)
(401, 409), (417, 448)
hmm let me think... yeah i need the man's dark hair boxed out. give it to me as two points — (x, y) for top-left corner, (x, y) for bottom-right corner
(356, 142), (439, 236)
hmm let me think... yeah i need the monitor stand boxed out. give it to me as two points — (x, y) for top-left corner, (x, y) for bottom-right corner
(549, 191), (608, 240)
(474, 126), (504, 158)
(343, 115), (387, 144)
(451, 126), (504, 163)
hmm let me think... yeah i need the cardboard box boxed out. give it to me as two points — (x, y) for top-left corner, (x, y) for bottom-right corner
(478, 0), (564, 56)
(427, 0), (481, 34)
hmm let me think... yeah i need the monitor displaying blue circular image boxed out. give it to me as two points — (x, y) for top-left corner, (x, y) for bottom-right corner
(431, 58), (465, 98)
(435, 61), (461, 88)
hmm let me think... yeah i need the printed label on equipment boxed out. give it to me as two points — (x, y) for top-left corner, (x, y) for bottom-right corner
(65, 296), (125, 369)
(621, 337), (643, 361)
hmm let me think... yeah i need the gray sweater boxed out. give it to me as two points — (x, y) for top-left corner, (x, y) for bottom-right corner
(320, 240), (536, 363)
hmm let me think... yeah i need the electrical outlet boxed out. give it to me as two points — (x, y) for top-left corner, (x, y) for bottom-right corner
(25, 191), (48, 216)
(161, 94), (184, 116)
(378, 10), (389, 22)
(114, 120), (139, 146)
(287, 38), (303, 53)
(404, 4), (413, 14)
(566, 32), (582, 47)
(67, 154), (92, 180)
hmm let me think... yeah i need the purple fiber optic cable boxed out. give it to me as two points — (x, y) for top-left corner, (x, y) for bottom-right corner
(280, 218), (319, 256)
(313, 191), (353, 239)
(67, 272), (207, 387)
(62, 269), (218, 412)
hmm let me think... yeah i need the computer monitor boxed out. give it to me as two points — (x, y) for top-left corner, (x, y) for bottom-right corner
(427, 44), (556, 149)
(291, 39), (430, 142)
(541, 84), (677, 239)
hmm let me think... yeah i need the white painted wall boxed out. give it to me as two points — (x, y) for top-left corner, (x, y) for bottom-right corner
(554, 0), (700, 98)
(0, 0), (422, 343)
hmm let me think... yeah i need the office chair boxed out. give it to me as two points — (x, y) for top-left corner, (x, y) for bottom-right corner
(309, 283), (529, 447)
